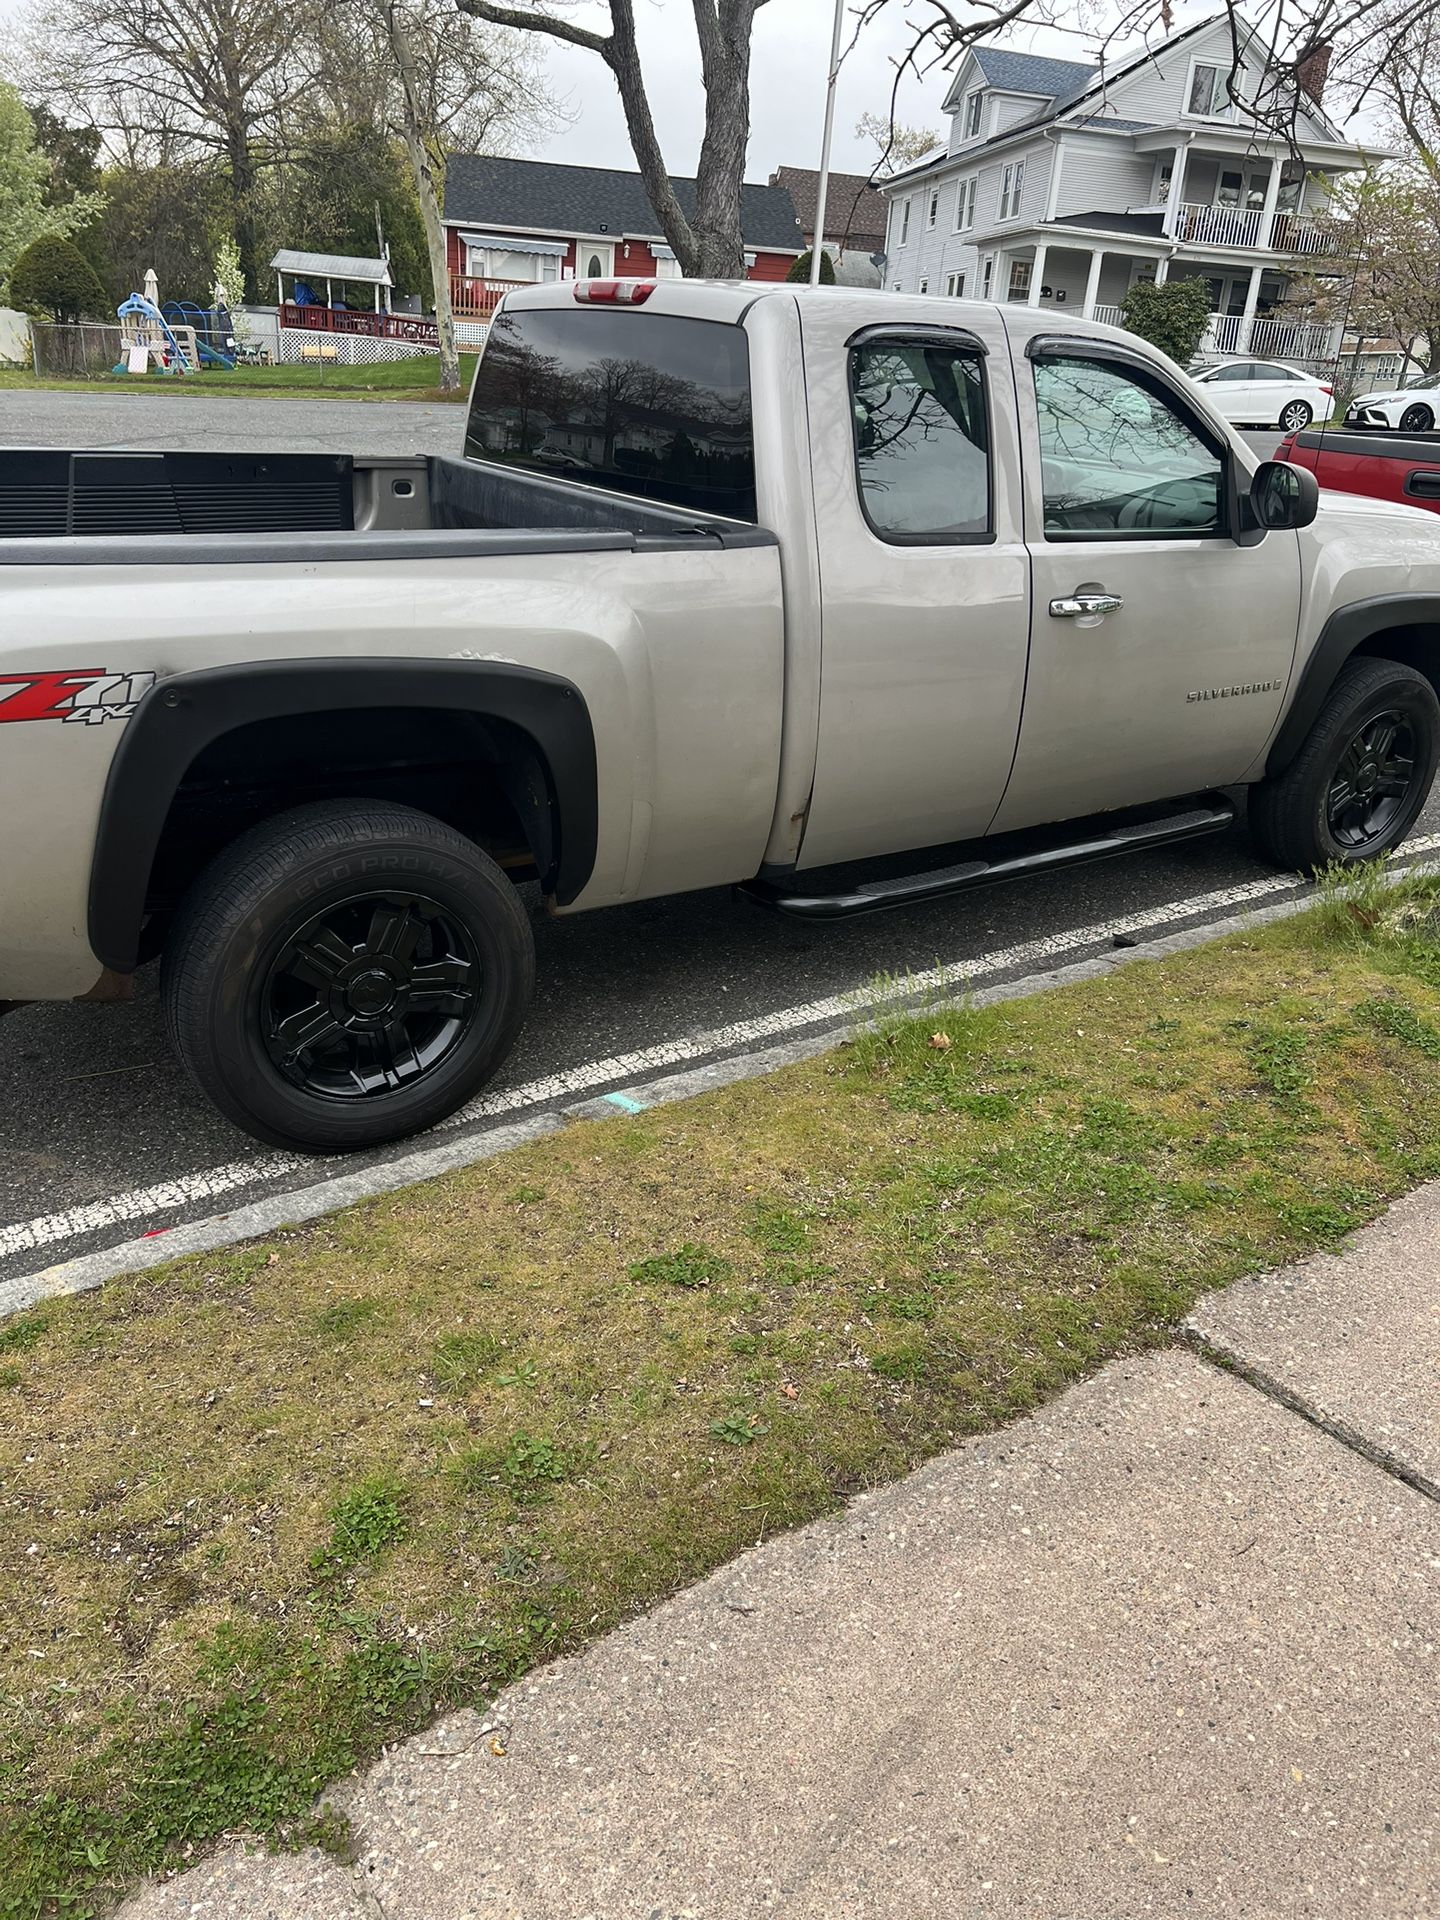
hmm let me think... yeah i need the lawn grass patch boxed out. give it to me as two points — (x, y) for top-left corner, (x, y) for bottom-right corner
(5, 882), (1440, 1913)
(0, 356), (477, 402)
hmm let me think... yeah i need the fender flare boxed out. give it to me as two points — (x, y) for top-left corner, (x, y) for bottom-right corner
(88, 657), (598, 973)
(1266, 594), (1440, 777)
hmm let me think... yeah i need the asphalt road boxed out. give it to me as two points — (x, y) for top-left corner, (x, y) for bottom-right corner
(0, 398), (1306, 1281)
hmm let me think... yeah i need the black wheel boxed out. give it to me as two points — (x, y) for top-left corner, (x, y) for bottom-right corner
(1279, 399), (1313, 433)
(1249, 658), (1439, 872)
(161, 801), (534, 1152)
(1400, 403), (1434, 434)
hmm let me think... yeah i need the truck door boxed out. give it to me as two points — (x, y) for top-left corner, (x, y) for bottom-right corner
(796, 306), (1030, 869)
(990, 330), (1302, 834)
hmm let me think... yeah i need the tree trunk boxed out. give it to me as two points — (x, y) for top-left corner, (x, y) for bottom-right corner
(385, 2), (461, 392)
(225, 121), (262, 301)
(687, 1), (752, 277)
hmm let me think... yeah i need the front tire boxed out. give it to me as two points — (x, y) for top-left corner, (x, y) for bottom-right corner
(1400, 403), (1434, 433)
(161, 801), (535, 1152)
(1279, 399), (1313, 433)
(1249, 658), (1439, 872)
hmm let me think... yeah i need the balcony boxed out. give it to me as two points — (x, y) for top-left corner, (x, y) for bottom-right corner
(1173, 203), (1337, 253)
(1200, 312), (1341, 360)
(450, 274), (531, 319)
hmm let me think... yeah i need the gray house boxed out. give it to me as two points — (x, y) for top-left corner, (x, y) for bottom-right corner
(877, 16), (1377, 364)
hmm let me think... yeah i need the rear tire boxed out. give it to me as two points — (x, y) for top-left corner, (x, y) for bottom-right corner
(161, 801), (534, 1153)
(1248, 657), (1439, 872)
(1400, 403), (1434, 433)
(1279, 399), (1312, 433)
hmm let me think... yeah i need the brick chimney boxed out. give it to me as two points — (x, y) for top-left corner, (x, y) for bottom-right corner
(1296, 40), (1331, 104)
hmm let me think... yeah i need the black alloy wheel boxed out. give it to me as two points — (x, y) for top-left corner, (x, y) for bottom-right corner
(1324, 710), (1419, 854)
(1400, 402), (1435, 433)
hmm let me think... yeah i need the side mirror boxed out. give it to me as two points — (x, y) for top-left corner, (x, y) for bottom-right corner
(1250, 458), (1319, 531)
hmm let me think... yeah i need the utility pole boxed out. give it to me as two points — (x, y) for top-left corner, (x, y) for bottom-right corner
(809, 0), (846, 286)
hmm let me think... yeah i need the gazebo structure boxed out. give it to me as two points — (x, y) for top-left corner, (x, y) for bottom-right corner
(270, 248), (394, 314)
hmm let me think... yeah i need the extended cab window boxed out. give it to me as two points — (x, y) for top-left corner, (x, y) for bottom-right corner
(465, 305), (756, 520)
(1033, 354), (1226, 538)
(850, 338), (990, 542)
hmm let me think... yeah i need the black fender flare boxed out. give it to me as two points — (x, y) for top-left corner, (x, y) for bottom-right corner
(88, 657), (598, 973)
(1266, 594), (1440, 777)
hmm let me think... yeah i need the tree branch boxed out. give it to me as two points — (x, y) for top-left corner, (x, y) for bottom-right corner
(451, 0), (609, 56)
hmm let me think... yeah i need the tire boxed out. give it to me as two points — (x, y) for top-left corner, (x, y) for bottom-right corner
(1279, 399), (1313, 433)
(1249, 657), (1440, 872)
(161, 800), (535, 1153)
(1400, 403), (1434, 434)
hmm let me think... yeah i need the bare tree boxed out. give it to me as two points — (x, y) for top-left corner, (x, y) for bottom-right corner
(854, 110), (940, 176)
(451, 0), (768, 277)
(20, 0), (310, 296)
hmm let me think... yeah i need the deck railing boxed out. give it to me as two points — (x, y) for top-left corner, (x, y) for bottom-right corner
(448, 275), (531, 319)
(1173, 203), (1337, 253)
(278, 302), (440, 345)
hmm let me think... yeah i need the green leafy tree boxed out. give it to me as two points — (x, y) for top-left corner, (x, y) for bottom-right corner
(8, 230), (109, 319)
(76, 161), (230, 307)
(0, 81), (101, 299)
(24, 104), (101, 207)
(270, 123), (428, 306)
(1119, 277), (1213, 365)
(786, 247), (835, 284)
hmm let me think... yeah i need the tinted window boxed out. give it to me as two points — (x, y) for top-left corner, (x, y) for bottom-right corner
(1249, 363), (1297, 382)
(464, 305), (755, 520)
(850, 338), (990, 542)
(1034, 355), (1226, 538)
(1207, 362), (1258, 382)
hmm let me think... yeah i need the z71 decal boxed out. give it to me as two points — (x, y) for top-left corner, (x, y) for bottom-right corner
(0, 669), (157, 726)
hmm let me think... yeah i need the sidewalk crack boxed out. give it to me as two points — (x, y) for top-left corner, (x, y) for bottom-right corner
(1184, 1330), (1440, 1506)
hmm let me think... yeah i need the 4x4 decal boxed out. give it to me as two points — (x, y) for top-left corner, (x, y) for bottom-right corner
(0, 669), (157, 725)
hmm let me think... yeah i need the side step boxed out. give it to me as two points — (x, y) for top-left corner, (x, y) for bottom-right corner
(739, 799), (1237, 920)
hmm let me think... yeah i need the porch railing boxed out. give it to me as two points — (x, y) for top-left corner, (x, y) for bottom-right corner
(449, 275), (531, 319)
(278, 302), (439, 345)
(1199, 311), (1341, 359)
(1092, 303), (1125, 327)
(1173, 203), (1337, 253)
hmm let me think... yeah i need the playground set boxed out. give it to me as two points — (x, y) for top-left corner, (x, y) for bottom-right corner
(114, 287), (266, 375)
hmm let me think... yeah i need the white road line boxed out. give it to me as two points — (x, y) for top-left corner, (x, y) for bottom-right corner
(4, 841), (1439, 1263)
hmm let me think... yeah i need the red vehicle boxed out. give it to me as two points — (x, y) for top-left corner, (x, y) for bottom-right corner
(1275, 426), (1440, 512)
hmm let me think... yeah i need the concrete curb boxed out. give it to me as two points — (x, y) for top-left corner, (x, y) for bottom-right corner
(0, 885), (1324, 1321)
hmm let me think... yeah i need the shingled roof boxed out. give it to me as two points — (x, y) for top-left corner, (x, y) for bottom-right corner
(443, 155), (804, 253)
(769, 165), (888, 247)
(970, 47), (1096, 98)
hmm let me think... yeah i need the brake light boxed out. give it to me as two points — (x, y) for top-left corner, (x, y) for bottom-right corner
(573, 279), (655, 304)
(1320, 384), (1334, 395)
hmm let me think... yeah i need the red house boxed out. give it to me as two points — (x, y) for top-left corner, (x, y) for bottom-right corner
(443, 155), (805, 317)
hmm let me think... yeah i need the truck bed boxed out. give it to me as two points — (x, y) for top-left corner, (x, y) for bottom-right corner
(0, 449), (769, 561)
(1280, 426), (1440, 510)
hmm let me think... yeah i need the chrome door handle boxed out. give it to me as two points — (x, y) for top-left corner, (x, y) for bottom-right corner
(1049, 591), (1124, 619)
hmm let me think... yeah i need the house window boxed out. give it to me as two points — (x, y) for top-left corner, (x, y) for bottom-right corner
(1008, 260), (1031, 300)
(900, 198), (911, 245)
(945, 271), (965, 297)
(955, 177), (976, 231)
(964, 91), (984, 138)
(981, 256), (994, 299)
(927, 189), (939, 229)
(999, 160), (1025, 220)
(1186, 61), (1231, 116)
(919, 277), (930, 294)
(652, 254), (684, 280)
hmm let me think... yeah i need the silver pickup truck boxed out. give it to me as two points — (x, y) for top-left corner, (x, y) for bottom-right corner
(3, 282), (1438, 1152)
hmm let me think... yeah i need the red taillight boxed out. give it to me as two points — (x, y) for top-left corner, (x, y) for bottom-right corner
(572, 279), (655, 304)
(1320, 384), (1334, 395)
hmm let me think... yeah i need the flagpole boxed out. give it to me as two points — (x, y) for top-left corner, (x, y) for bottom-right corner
(809, 0), (847, 286)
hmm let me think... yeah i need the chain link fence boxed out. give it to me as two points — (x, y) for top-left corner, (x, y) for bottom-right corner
(30, 323), (124, 379)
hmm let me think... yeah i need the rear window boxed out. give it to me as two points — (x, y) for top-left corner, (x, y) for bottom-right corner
(464, 304), (756, 520)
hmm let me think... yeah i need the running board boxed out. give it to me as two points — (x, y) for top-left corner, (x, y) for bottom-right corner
(740, 800), (1237, 920)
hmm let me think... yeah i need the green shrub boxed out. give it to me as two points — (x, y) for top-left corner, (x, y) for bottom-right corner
(9, 232), (109, 321)
(1118, 276), (1212, 364)
(786, 248), (836, 285)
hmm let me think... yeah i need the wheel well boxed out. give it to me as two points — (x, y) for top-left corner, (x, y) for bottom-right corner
(143, 706), (557, 937)
(1350, 625), (1440, 699)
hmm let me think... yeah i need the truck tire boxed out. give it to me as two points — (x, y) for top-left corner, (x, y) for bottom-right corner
(1400, 403), (1434, 434)
(161, 801), (534, 1153)
(1248, 657), (1440, 872)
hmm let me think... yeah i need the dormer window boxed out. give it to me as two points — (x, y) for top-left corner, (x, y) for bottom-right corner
(964, 90), (984, 138)
(1186, 61), (1232, 116)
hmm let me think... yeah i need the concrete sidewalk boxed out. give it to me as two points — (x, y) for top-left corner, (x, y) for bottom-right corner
(122, 1192), (1440, 1920)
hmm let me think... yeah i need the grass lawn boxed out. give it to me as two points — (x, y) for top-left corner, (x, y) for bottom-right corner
(0, 358), (476, 402)
(5, 875), (1440, 1915)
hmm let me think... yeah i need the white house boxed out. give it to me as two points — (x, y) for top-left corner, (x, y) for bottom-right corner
(877, 16), (1378, 364)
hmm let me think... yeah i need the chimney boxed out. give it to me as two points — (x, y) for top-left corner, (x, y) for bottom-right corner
(1296, 39), (1331, 104)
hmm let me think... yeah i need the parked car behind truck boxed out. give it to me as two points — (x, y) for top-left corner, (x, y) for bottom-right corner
(3, 284), (1440, 1155)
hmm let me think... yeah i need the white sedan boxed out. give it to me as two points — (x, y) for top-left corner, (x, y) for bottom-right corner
(1188, 359), (1334, 432)
(1344, 374), (1440, 433)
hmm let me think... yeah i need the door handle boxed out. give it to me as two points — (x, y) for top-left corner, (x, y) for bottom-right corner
(1049, 590), (1124, 619)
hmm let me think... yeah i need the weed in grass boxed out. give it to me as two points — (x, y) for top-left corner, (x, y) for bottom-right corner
(1246, 1025), (1312, 1100)
(748, 1201), (808, 1254)
(314, 1479), (408, 1574)
(0, 1366), (22, 1389)
(868, 1343), (931, 1383)
(1357, 996), (1440, 1059)
(503, 1433), (567, 1493)
(709, 1413), (769, 1446)
(430, 1330), (503, 1390)
(497, 1358), (539, 1388)
(0, 1314), (49, 1355)
(629, 1243), (732, 1289)
(508, 1185), (546, 1205)
(312, 1298), (384, 1338)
